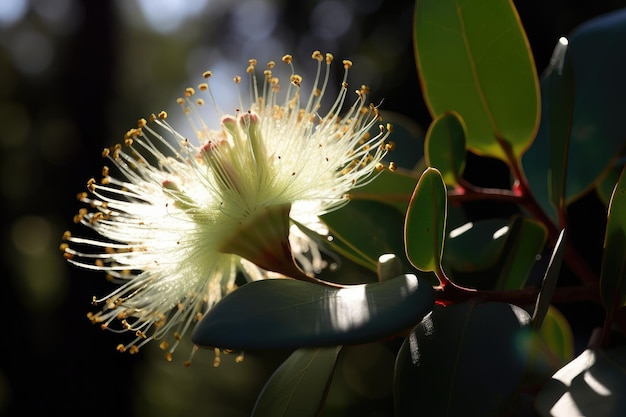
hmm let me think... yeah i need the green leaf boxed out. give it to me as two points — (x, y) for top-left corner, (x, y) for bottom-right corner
(597, 164), (625, 206)
(251, 347), (342, 417)
(525, 9), (626, 211)
(321, 199), (409, 272)
(349, 169), (418, 213)
(538, 306), (574, 365)
(378, 110), (425, 171)
(424, 111), (467, 186)
(535, 347), (626, 416)
(600, 166), (626, 314)
(545, 38), (575, 220)
(494, 216), (547, 290)
(444, 219), (511, 273)
(531, 229), (566, 330)
(404, 167), (447, 272)
(394, 301), (531, 416)
(191, 274), (435, 350)
(414, 0), (540, 160)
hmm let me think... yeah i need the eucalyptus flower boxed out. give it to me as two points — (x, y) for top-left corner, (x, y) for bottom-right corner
(61, 51), (392, 364)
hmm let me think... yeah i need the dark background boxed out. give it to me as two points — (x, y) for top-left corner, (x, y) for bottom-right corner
(0, 0), (624, 415)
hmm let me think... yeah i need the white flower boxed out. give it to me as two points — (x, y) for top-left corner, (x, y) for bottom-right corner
(62, 51), (391, 364)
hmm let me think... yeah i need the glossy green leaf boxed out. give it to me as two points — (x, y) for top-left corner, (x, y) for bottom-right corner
(546, 38), (575, 221)
(404, 167), (447, 272)
(494, 216), (547, 290)
(349, 169), (418, 213)
(531, 229), (566, 330)
(597, 163), (625, 206)
(394, 301), (531, 416)
(377, 253), (404, 282)
(600, 166), (626, 314)
(414, 0), (540, 160)
(251, 347), (342, 417)
(192, 274), (435, 350)
(525, 9), (626, 212)
(538, 306), (574, 365)
(444, 219), (510, 273)
(321, 199), (408, 272)
(535, 347), (626, 416)
(424, 111), (467, 186)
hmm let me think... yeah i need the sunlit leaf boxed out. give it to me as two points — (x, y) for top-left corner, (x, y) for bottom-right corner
(414, 0), (540, 160)
(535, 347), (626, 416)
(251, 347), (342, 417)
(394, 301), (531, 416)
(424, 111), (467, 186)
(404, 168), (447, 272)
(192, 274), (435, 350)
(600, 166), (626, 315)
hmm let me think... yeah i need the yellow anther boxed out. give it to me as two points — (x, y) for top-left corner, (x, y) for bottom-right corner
(266, 60), (275, 69)
(282, 54), (293, 64)
(290, 74), (302, 86)
(185, 87), (195, 97)
(102, 148), (110, 158)
(196, 98), (204, 106)
(312, 50), (323, 61)
(165, 352), (173, 362)
(387, 123), (394, 133)
(234, 75), (241, 84)
(249, 58), (257, 66)
(246, 65), (255, 74)
(176, 97), (184, 105)
(343, 59), (353, 69)
(159, 341), (169, 350)
(325, 53), (333, 64)
(158, 111), (167, 120)
(117, 344), (126, 353)
(198, 83), (208, 91)
(202, 70), (212, 79)
(137, 118), (147, 128)
(389, 161), (397, 172)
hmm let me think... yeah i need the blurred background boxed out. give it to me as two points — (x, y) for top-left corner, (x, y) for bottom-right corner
(0, 0), (624, 416)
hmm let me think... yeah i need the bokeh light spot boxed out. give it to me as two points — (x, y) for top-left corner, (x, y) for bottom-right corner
(310, 1), (353, 40)
(9, 28), (54, 75)
(135, 0), (209, 34)
(0, 0), (28, 27)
